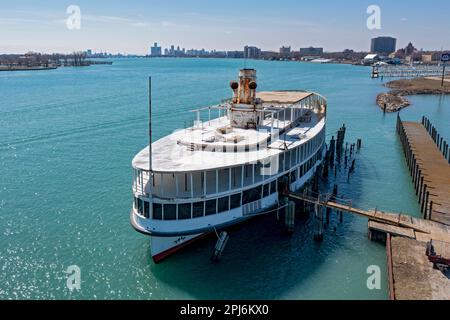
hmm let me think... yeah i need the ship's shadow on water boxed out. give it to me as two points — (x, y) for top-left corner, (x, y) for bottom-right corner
(147, 155), (381, 299)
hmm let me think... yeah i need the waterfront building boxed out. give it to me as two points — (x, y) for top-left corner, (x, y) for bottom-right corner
(244, 46), (262, 59)
(279, 46), (292, 59)
(300, 47), (324, 56)
(371, 37), (397, 54)
(227, 51), (244, 59)
(405, 42), (417, 56)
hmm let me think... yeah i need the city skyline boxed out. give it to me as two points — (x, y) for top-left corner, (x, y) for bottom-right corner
(1, 0), (449, 54)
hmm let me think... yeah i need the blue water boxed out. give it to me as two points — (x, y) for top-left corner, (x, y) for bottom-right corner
(0, 58), (449, 299)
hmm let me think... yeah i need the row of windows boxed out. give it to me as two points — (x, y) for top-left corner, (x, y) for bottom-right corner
(135, 126), (325, 199)
(279, 127), (325, 173)
(135, 146), (323, 221)
(135, 179), (277, 220)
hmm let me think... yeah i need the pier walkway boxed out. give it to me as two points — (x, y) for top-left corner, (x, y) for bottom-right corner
(284, 192), (450, 300)
(396, 116), (450, 226)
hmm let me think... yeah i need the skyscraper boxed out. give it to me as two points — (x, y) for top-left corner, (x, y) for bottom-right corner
(244, 46), (261, 59)
(370, 37), (397, 54)
(150, 42), (162, 56)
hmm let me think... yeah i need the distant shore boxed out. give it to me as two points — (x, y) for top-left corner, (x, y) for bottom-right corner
(0, 65), (58, 72)
(0, 60), (112, 72)
(376, 77), (450, 112)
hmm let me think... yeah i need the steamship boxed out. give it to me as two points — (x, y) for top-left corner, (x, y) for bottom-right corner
(130, 69), (327, 262)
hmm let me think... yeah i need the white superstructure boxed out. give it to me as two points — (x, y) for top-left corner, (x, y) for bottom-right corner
(130, 69), (327, 262)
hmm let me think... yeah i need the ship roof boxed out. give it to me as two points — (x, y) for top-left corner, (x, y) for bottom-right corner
(256, 91), (312, 104)
(133, 111), (325, 172)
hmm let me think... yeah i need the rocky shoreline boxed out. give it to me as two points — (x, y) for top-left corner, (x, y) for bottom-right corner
(376, 77), (450, 112)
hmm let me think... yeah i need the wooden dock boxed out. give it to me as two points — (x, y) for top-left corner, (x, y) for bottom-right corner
(396, 115), (450, 226)
(284, 118), (450, 299)
(285, 191), (450, 300)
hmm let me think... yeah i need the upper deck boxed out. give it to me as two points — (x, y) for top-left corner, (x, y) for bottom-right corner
(132, 90), (326, 173)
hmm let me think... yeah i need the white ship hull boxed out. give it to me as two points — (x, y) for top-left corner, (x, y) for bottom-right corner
(132, 158), (322, 262)
(151, 233), (207, 263)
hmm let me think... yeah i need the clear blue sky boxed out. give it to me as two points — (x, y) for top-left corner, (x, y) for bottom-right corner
(1, 0), (449, 54)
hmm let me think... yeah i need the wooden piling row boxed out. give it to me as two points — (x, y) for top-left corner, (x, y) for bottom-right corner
(396, 114), (450, 226)
(422, 116), (450, 164)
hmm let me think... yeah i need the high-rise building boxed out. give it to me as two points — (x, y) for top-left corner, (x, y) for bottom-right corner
(279, 46), (291, 58)
(150, 42), (162, 56)
(370, 37), (396, 54)
(299, 47), (324, 56)
(244, 46), (261, 59)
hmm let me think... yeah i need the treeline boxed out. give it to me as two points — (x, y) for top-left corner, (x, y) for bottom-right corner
(0, 51), (89, 67)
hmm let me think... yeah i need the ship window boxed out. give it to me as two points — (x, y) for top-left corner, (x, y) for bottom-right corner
(178, 203), (191, 220)
(218, 168), (230, 193)
(263, 183), (270, 197)
(153, 203), (162, 220)
(206, 170), (216, 195)
(231, 166), (242, 188)
(230, 193), (241, 209)
(270, 180), (277, 194)
(205, 199), (217, 216)
(278, 154), (284, 173)
(242, 186), (262, 205)
(137, 198), (143, 214)
(254, 162), (263, 183)
(284, 151), (291, 171)
(243, 164), (253, 186)
(193, 201), (204, 218)
(163, 204), (176, 220)
(134, 197), (139, 211)
(143, 201), (150, 218)
(290, 170), (297, 183)
(218, 196), (229, 212)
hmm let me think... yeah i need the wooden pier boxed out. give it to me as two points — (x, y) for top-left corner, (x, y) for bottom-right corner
(396, 115), (450, 226)
(285, 191), (450, 300)
(283, 119), (450, 299)
(372, 64), (450, 78)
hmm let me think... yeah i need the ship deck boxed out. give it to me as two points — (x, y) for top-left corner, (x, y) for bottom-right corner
(133, 109), (324, 173)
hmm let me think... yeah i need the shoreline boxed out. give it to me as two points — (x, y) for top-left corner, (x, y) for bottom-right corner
(376, 77), (450, 112)
(0, 61), (112, 72)
(0, 66), (58, 72)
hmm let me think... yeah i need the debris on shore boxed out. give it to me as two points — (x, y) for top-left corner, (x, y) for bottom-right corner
(377, 92), (410, 112)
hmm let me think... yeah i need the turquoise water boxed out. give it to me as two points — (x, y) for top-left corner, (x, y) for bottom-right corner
(0, 58), (449, 299)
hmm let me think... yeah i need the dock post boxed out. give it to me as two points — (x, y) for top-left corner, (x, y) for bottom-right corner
(285, 201), (295, 233)
(421, 184), (427, 213)
(418, 176), (424, 203)
(424, 191), (430, 220)
(211, 231), (229, 262)
(313, 201), (324, 241)
(429, 201), (433, 220)
(329, 136), (336, 166)
(415, 169), (421, 195)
